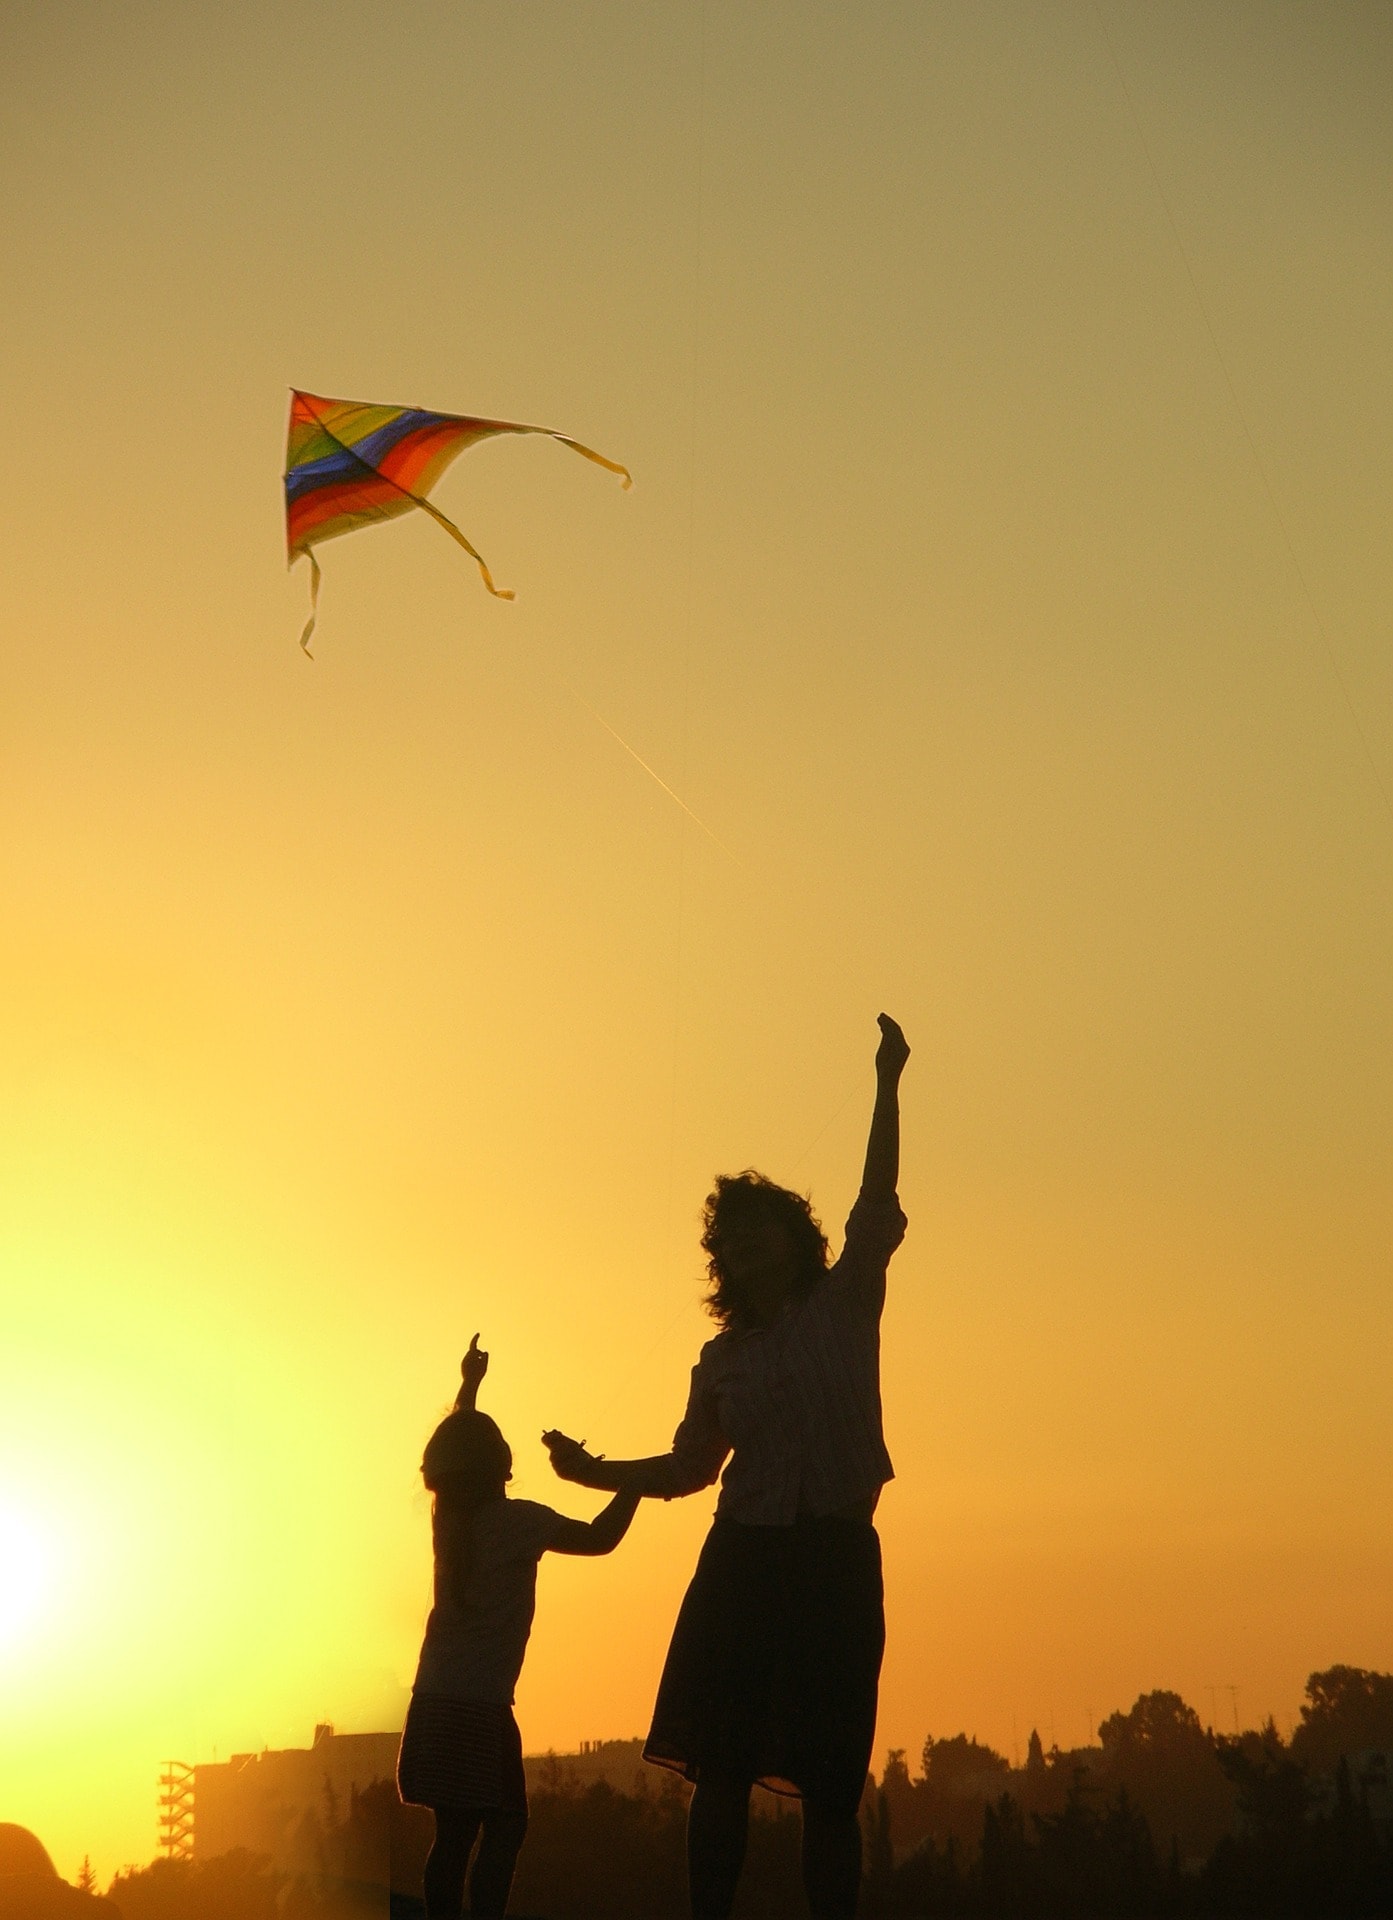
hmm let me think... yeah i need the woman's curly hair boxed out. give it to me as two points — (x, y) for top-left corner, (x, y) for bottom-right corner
(701, 1171), (830, 1330)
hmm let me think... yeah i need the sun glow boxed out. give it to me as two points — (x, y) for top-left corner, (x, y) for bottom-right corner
(0, 1503), (51, 1649)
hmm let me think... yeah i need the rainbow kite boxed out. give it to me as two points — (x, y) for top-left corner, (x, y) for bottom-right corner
(284, 390), (631, 653)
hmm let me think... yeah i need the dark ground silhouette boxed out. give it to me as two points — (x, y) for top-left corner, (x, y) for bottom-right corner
(87, 1666), (1393, 1917)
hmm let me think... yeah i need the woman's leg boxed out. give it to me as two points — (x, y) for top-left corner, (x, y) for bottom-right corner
(801, 1794), (863, 1920)
(423, 1807), (480, 1919)
(794, 1519), (883, 1919)
(687, 1773), (753, 1920)
(468, 1807), (528, 1919)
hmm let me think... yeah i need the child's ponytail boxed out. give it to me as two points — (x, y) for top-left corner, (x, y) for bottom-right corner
(421, 1410), (513, 1601)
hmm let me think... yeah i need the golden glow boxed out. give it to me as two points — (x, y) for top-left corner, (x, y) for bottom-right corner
(2, 0), (1390, 1888)
(0, 1503), (52, 1650)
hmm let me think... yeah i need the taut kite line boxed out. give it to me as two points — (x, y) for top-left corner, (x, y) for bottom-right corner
(284, 390), (632, 654)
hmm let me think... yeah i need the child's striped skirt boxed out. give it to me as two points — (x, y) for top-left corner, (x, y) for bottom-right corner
(397, 1692), (528, 1813)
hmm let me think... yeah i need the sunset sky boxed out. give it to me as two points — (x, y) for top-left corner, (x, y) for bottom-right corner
(2, 0), (1390, 1884)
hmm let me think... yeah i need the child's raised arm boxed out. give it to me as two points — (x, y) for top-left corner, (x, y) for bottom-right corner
(546, 1488), (641, 1557)
(454, 1333), (488, 1411)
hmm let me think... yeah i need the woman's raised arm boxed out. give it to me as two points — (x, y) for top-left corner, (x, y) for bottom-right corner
(861, 1014), (909, 1199)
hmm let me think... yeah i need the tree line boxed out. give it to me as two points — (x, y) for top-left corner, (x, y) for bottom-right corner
(97, 1665), (1393, 1918)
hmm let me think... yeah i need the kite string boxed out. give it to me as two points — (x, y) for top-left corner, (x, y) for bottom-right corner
(1096, 5), (1392, 824)
(563, 684), (743, 868)
(289, 396), (743, 856)
(584, 0), (716, 1449)
(569, 1063), (873, 1447)
(293, 398), (737, 861)
(575, 2), (886, 1441)
(290, 394), (746, 852)
(666, 0), (712, 1218)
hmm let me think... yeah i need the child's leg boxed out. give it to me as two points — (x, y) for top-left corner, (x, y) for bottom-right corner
(468, 1806), (528, 1918)
(687, 1773), (753, 1920)
(424, 1807), (480, 1919)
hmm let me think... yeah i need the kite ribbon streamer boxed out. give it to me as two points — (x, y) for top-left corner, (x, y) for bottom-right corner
(409, 492), (513, 603)
(299, 549), (322, 656)
(284, 390), (631, 653)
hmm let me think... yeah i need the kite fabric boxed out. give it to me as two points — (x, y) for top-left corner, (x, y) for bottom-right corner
(284, 390), (632, 653)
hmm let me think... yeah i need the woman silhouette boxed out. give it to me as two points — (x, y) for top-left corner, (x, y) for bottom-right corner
(544, 1013), (910, 1920)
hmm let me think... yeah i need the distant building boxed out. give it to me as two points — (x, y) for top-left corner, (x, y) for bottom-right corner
(189, 1724), (659, 1871)
(525, 1737), (653, 1797)
(194, 1724), (401, 1869)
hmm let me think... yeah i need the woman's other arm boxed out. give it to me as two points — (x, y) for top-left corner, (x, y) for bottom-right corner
(544, 1355), (729, 1500)
(540, 1433), (719, 1500)
(861, 1014), (909, 1198)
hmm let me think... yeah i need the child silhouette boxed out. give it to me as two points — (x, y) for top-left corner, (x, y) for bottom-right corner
(398, 1335), (641, 1919)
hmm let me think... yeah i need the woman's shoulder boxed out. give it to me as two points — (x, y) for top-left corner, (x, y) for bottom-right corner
(693, 1326), (742, 1371)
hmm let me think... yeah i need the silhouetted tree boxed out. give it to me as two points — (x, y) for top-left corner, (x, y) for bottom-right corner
(909, 1733), (1014, 1861)
(106, 1850), (283, 1920)
(1218, 1723), (1311, 1836)
(97, 1671), (1393, 1920)
(860, 1779), (895, 1915)
(1202, 1724), (1393, 1917)
(1036, 1777), (1164, 1917)
(979, 1791), (1032, 1910)
(1290, 1665), (1393, 1775)
(878, 1748), (917, 1844)
(1095, 1689), (1233, 1863)
(922, 1734), (1012, 1794)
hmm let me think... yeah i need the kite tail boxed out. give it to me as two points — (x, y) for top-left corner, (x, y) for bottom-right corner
(298, 548), (322, 656)
(547, 433), (633, 490)
(415, 496), (516, 600)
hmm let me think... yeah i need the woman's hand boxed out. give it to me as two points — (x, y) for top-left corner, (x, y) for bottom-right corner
(861, 1014), (908, 1200)
(542, 1429), (606, 1487)
(875, 1013), (910, 1081)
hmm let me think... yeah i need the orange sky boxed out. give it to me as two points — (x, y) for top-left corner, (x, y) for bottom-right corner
(1, 0), (1390, 1884)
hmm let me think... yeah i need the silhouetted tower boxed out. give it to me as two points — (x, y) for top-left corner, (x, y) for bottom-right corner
(158, 1762), (195, 1861)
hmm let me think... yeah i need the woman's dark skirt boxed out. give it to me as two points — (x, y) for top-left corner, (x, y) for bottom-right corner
(643, 1514), (884, 1816)
(397, 1693), (528, 1813)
